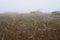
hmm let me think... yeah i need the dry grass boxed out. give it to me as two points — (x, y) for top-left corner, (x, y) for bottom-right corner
(0, 13), (60, 40)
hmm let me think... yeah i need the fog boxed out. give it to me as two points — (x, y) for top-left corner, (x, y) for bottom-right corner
(0, 0), (60, 13)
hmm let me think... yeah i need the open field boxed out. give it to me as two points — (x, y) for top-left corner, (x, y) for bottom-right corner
(0, 13), (60, 40)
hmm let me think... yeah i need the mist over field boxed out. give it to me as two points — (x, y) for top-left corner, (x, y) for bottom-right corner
(0, 0), (60, 40)
(0, 0), (60, 13)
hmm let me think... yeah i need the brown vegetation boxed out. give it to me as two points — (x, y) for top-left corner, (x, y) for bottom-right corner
(0, 13), (60, 40)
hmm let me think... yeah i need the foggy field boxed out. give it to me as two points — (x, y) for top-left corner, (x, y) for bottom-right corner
(0, 13), (60, 40)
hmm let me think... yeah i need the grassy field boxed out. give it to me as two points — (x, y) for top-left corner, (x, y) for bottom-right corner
(0, 13), (60, 40)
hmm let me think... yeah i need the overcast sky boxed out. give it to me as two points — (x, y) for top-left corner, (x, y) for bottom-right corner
(0, 0), (60, 13)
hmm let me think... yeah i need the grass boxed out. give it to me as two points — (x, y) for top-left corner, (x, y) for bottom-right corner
(0, 13), (60, 40)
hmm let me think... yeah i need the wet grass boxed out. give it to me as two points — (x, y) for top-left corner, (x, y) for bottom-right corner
(0, 13), (60, 40)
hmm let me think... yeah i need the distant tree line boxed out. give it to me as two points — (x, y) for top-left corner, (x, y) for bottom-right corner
(30, 10), (42, 14)
(51, 11), (60, 15)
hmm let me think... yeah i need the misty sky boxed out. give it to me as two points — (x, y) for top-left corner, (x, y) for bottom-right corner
(0, 0), (60, 13)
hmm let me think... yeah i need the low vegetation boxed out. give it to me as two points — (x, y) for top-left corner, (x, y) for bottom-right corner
(0, 13), (60, 40)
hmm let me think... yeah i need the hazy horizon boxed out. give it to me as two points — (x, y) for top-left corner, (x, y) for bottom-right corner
(0, 0), (60, 13)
